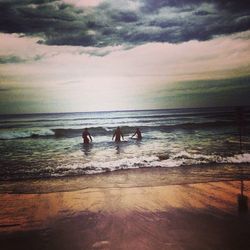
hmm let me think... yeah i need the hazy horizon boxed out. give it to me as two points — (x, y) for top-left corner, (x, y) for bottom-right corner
(1, 103), (250, 116)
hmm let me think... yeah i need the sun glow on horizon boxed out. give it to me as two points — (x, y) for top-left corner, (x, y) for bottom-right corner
(0, 24), (250, 114)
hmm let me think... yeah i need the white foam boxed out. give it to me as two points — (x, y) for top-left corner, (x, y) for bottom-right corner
(54, 152), (250, 176)
(0, 129), (54, 140)
(219, 153), (250, 164)
(172, 151), (250, 165)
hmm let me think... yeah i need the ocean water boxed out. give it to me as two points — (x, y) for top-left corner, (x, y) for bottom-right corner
(0, 107), (250, 181)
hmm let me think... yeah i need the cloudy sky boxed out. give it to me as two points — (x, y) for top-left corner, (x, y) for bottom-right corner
(0, 0), (250, 114)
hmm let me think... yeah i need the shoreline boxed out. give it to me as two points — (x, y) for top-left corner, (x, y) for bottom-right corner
(0, 163), (250, 194)
(0, 166), (249, 249)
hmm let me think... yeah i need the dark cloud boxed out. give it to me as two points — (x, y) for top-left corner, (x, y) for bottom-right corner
(168, 76), (250, 96)
(0, 55), (26, 64)
(157, 75), (250, 108)
(111, 10), (138, 23)
(85, 49), (111, 57)
(0, 88), (11, 92)
(0, 0), (249, 48)
(194, 10), (211, 16)
(0, 54), (45, 64)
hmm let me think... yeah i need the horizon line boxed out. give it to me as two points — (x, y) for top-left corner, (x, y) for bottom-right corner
(0, 105), (249, 116)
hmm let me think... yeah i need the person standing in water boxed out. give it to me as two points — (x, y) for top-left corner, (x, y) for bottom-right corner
(82, 128), (92, 144)
(112, 126), (124, 142)
(132, 128), (142, 140)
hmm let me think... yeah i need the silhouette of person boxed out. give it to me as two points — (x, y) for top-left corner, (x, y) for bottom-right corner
(112, 126), (124, 142)
(132, 128), (142, 140)
(82, 128), (92, 144)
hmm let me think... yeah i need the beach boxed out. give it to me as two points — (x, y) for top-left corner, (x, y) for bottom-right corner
(0, 168), (249, 250)
(1, 0), (250, 248)
(0, 106), (249, 249)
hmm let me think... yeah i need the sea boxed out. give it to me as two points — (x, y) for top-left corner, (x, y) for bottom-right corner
(0, 106), (250, 181)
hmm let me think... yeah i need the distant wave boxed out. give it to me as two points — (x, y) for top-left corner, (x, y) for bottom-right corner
(1, 110), (248, 127)
(52, 127), (109, 137)
(0, 120), (245, 140)
(51, 121), (245, 136)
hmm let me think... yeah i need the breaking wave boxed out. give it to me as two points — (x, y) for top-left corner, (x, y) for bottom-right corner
(0, 121), (240, 140)
(31, 152), (250, 178)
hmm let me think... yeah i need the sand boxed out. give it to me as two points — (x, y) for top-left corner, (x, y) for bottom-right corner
(0, 169), (250, 250)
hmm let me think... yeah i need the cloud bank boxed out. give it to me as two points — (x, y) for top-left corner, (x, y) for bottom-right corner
(0, 0), (249, 48)
(0, 54), (44, 64)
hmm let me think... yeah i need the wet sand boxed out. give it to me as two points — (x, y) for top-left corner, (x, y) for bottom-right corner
(0, 169), (250, 250)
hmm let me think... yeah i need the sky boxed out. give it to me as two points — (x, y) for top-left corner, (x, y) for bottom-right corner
(0, 0), (250, 114)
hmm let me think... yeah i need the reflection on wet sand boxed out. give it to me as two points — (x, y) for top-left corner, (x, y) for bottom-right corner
(0, 180), (249, 250)
(238, 180), (248, 213)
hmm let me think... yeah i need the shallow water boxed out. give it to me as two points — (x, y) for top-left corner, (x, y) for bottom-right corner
(0, 107), (250, 180)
